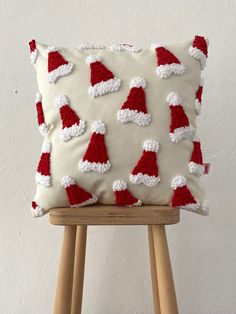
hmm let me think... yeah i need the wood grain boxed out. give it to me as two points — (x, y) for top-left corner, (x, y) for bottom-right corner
(49, 205), (180, 226)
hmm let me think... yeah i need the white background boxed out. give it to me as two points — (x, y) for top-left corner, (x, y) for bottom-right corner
(1, 1), (236, 313)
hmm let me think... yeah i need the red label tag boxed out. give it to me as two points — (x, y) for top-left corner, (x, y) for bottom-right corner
(204, 163), (210, 174)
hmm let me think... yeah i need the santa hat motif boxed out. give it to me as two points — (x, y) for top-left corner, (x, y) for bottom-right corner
(35, 92), (49, 136)
(130, 140), (160, 187)
(47, 47), (74, 84)
(55, 95), (86, 142)
(77, 43), (106, 50)
(171, 176), (200, 211)
(29, 39), (38, 64)
(189, 135), (204, 176)
(112, 180), (142, 207)
(31, 201), (45, 218)
(61, 176), (97, 207)
(151, 43), (185, 79)
(79, 121), (111, 173)
(35, 142), (52, 187)
(110, 43), (142, 53)
(117, 77), (151, 126)
(86, 55), (121, 97)
(166, 92), (193, 143)
(189, 35), (208, 70)
(195, 78), (204, 115)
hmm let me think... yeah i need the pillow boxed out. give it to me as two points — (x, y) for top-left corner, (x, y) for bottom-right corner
(28, 36), (209, 218)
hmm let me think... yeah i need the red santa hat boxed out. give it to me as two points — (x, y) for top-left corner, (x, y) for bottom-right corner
(79, 121), (111, 173)
(130, 140), (160, 187)
(171, 176), (200, 211)
(189, 135), (204, 176)
(28, 39), (38, 64)
(55, 95), (86, 142)
(61, 176), (97, 207)
(112, 180), (142, 207)
(35, 92), (48, 136)
(166, 92), (193, 143)
(117, 77), (151, 126)
(77, 43), (106, 50)
(195, 78), (204, 115)
(151, 43), (185, 79)
(86, 55), (121, 97)
(110, 43), (142, 53)
(35, 142), (51, 187)
(47, 47), (74, 84)
(189, 35), (208, 70)
(31, 201), (45, 218)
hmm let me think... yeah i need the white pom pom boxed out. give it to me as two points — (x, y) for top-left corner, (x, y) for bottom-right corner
(55, 95), (70, 109)
(171, 176), (187, 189)
(42, 142), (51, 153)
(91, 120), (106, 134)
(166, 92), (182, 106)
(130, 77), (146, 89)
(35, 92), (42, 103)
(46, 46), (59, 53)
(86, 55), (102, 64)
(61, 176), (75, 188)
(151, 43), (164, 49)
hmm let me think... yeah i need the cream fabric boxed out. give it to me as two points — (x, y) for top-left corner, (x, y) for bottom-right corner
(32, 40), (208, 216)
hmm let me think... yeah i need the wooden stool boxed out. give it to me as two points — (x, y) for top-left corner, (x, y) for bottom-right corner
(49, 205), (180, 314)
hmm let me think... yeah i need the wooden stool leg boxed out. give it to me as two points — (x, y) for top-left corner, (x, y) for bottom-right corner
(54, 226), (77, 314)
(152, 225), (178, 314)
(148, 226), (161, 314)
(71, 225), (87, 314)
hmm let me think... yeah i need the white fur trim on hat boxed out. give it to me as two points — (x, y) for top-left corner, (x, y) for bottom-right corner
(156, 63), (185, 79)
(55, 95), (70, 109)
(112, 180), (127, 191)
(166, 92), (182, 106)
(30, 50), (38, 64)
(31, 202), (46, 218)
(48, 63), (74, 84)
(61, 176), (75, 188)
(60, 120), (86, 142)
(189, 161), (205, 176)
(143, 140), (159, 152)
(79, 160), (111, 173)
(110, 44), (142, 53)
(171, 176), (187, 189)
(42, 142), (51, 153)
(189, 46), (207, 70)
(35, 173), (51, 187)
(77, 43), (106, 50)
(39, 123), (49, 137)
(117, 109), (151, 126)
(86, 55), (102, 64)
(170, 126), (194, 143)
(88, 77), (121, 97)
(180, 202), (200, 211)
(130, 77), (146, 89)
(71, 194), (98, 208)
(91, 120), (106, 134)
(130, 173), (160, 187)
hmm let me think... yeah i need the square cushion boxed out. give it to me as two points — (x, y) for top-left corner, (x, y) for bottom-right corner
(29, 36), (209, 217)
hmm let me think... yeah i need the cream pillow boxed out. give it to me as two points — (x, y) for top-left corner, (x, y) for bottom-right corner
(28, 36), (209, 217)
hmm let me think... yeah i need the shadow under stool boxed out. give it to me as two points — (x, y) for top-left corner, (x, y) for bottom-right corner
(49, 205), (180, 314)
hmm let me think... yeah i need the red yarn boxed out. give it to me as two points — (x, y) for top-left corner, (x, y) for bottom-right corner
(36, 102), (45, 125)
(170, 105), (189, 132)
(83, 133), (109, 163)
(48, 51), (68, 72)
(191, 141), (203, 164)
(132, 151), (158, 176)
(90, 61), (114, 85)
(60, 105), (81, 128)
(192, 36), (208, 57)
(171, 186), (197, 207)
(157, 47), (181, 65)
(29, 39), (36, 52)
(32, 201), (37, 209)
(65, 184), (93, 206)
(37, 153), (50, 175)
(196, 86), (203, 102)
(121, 87), (147, 113)
(115, 189), (139, 206)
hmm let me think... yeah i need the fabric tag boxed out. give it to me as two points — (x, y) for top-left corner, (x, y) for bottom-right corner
(204, 163), (210, 174)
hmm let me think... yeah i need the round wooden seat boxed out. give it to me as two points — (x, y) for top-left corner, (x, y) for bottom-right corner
(49, 205), (180, 225)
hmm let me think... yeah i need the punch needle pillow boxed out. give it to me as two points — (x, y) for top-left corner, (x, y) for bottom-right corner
(28, 36), (210, 217)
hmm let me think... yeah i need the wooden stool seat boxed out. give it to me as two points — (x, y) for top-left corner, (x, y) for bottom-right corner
(50, 206), (180, 314)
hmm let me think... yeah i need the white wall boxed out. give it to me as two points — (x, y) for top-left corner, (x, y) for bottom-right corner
(1, 0), (236, 313)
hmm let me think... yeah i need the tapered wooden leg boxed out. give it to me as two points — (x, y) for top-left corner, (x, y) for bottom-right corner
(148, 225), (161, 314)
(54, 226), (77, 314)
(71, 225), (87, 314)
(152, 225), (178, 314)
